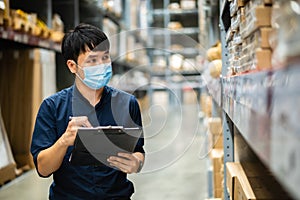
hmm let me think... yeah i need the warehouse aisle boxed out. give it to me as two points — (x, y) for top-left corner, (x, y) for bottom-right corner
(129, 96), (209, 200)
(0, 97), (209, 200)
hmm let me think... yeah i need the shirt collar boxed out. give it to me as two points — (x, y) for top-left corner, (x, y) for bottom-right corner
(72, 84), (111, 108)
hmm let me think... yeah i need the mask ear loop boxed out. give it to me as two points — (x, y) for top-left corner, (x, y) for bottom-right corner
(73, 61), (85, 83)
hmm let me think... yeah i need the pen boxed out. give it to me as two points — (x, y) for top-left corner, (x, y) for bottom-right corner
(69, 116), (89, 127)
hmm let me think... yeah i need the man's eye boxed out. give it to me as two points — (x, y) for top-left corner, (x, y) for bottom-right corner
(102, 55), (110, 60)
(87, 58), (98, 63)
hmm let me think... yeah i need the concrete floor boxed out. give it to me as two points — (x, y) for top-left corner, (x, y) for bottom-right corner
(0, 97), (210, 200)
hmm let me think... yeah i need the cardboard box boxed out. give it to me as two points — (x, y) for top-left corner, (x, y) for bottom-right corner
(259, 27), (273, 48)
(209, 132), (223, 149)
(255, 48), (272, 70)
(208, 118), (223, 149)
(262, 0), (272, 4)
(180, 0), (196, 9)
(244, 27), (273, 49)
(230, 0), (245, 17)
(210, 149), (224, 198)
(200, 94), (212, 118)
(252, 5), (271, 27)
(240, 5), (272, 39)
(208, 117), (223, 135)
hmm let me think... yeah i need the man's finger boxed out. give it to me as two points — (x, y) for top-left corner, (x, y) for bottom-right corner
(71, 116), (92, 127)
(117, 152), (134, 159)
(109, 161), (130, 173)
(108, 156), (131, 166)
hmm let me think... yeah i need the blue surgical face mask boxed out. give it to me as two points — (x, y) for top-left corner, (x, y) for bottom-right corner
(76, 62), (112, 90)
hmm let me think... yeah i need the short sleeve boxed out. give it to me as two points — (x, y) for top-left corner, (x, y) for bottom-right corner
(30, 99), (57, 177)
(129, 96), (145, 153)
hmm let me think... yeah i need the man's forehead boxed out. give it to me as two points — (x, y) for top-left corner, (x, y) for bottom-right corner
(88, 50), (109, 56)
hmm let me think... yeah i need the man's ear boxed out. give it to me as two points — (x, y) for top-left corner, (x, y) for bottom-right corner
(67, 60), (77, 74)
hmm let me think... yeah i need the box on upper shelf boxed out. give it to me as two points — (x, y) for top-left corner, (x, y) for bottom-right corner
(235, 48), (272, 73)
(230, 0), (245, 17)
(240, 4), (272, 39)
(249, 27), (273, 49)
(180, 0), (196, 10)
(255, 48), (272, 70)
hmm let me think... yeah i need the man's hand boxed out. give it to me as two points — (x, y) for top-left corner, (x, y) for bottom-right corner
(107, 152), (144, 174)
(60, 116), (92, 147)
(37, 116), (92, 177)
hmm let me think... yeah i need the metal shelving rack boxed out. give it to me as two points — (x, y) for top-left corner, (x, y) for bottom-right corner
(203, 0), (300, 199)
(0, 27), (61, 52)
(146, 0), (202, 105)
(220, 66), (300, 200)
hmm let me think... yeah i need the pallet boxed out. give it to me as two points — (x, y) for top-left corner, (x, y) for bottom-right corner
(0, 163), (16, 186)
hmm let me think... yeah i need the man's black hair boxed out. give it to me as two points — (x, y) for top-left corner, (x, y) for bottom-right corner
(61, 23), (110, 63)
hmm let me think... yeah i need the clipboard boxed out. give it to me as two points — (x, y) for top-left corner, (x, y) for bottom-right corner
(69, 126), (142, 166)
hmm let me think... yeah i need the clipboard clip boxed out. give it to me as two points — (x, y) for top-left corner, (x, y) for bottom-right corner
(100, 125), (124, 129)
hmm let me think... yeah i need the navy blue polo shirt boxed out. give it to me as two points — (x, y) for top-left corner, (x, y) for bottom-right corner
(30, 85), (144, 200)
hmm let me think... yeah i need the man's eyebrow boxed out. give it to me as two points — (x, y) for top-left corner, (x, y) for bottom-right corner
(84, 55), (97, 62)
(88, 51), (109, 57)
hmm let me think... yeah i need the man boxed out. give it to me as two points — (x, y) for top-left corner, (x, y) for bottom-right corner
(30, 23), (145, 200)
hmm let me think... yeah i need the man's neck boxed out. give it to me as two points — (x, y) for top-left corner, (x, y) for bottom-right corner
(75, 79), (103, 107)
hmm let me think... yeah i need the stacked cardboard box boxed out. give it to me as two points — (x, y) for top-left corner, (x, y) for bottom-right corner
(0, 2), (64, 43)
(210, 148), (224, 199)
(227, 0), (274, 75)
(270, 0), (300, 67)
(207, 117), (224, 198)
(200, 93), (212, 118)
(208, 117), (223, 149)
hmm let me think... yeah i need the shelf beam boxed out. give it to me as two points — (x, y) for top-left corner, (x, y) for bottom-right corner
(0, 27), (61, 52)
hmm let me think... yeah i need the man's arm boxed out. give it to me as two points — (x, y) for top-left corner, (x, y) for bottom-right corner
(37, 117), (92, 177)
(107, 96), (145, 173)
